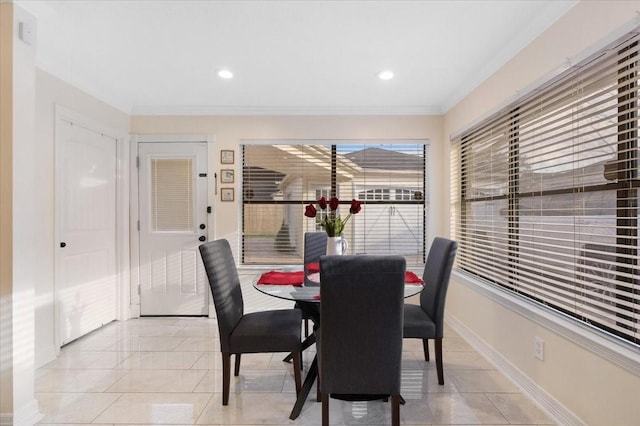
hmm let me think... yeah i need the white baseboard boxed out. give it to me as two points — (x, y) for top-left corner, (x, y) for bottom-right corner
(2, 398), (43, 426)
(446, 314), (585, 426)
(453, 271), (640, 375)
(35, 343), (57, 369)
(129, 304), (140, 318)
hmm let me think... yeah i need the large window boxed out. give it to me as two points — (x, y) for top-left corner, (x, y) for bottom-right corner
(452, 33), (639, 346)
(242, 142), (427, 265)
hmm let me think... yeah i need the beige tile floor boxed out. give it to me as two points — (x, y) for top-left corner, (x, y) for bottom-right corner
(36, 273), (556, 425)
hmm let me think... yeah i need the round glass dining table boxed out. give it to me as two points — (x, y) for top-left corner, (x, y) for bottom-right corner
(253, 269), (425, 420)
(253, 271), (425, 302)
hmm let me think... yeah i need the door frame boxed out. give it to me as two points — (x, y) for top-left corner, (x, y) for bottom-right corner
(130, 134), (216, 318)
(54, 104), (129, 351)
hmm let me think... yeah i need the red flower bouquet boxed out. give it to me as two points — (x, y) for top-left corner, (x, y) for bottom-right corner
(304, 196), (362, 237)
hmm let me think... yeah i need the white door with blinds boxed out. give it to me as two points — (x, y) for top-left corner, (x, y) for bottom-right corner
(56, 118), (117, 345)
(138, 142), (208, 316)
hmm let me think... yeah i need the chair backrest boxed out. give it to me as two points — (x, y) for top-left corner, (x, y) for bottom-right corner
(303, 232), (327, 286)
(420, 237), (458, 338)
(199, 239), (244, 352)
(303, 232), (328, 268)
(319, 255), (405, 396)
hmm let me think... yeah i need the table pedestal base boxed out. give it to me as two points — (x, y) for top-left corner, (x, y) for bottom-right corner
(290, 356), (318, 420)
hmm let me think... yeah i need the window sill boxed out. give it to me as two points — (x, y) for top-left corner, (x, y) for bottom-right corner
(453, 270), (640, 376)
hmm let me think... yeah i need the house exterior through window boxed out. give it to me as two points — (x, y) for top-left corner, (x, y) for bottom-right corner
(242, 142), (428, 266)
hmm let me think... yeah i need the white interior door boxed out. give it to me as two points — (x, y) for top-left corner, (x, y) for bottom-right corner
(138, 142), (208, 316)
(56, 120), (117, 345)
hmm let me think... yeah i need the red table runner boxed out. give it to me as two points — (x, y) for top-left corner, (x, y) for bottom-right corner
(305, 265), (423, 285)
(404, 271), (424, 285)
(257, 270), (305, 286)
(258, 269), (422, 286)
(305, 262), (320, 273)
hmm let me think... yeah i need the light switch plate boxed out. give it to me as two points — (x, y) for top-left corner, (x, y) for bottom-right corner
(19, 22), (34, 45)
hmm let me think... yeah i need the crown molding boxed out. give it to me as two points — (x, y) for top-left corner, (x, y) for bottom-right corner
(130, 104), (443, 116)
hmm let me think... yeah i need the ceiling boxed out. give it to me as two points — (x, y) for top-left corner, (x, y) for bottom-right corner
(17, 0), (577, 115)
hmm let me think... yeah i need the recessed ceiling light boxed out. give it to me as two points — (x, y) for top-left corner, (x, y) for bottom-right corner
(217, 69), (233, 79)
(377, 70), (394, 81)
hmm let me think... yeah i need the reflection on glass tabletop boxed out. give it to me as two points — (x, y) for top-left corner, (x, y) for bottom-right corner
(253, 270), (423, 302)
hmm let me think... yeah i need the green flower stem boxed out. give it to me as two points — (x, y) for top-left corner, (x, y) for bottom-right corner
(319, 212), (352, 237)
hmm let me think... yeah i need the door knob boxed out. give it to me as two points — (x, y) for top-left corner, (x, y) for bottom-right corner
(199, 236), (206, 242)
(60, 242), (66, 248)
(199, 224), (206, 229)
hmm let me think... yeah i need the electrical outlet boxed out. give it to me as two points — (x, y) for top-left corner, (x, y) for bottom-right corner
(534, 336), (544, 361)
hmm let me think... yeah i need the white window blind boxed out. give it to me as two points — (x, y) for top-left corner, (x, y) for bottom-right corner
(451, 32), (639, 346)
(151, 158), (193, 232)
(242, 143), (427, 265)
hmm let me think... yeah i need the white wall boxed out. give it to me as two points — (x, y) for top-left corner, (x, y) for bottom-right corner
(34, 70), (130, 367)
(443, 1), (640, 425)
(26, 2), (640, 424)
(0, 4), (43, 424)
(36, 93), (441, 363)
(131, 115), (445, 260)
(0, 2), (13, 420)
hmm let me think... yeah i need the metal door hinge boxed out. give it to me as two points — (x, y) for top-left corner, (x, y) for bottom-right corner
(136, 156), (140, 168)
(137, 220), (140, 231)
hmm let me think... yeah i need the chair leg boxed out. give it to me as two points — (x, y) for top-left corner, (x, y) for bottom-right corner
(422, 338), (430, 362)
(435, 337), (444, 385)
(391, 395), (401, 426)
(304, 319), (309, 337)
(234, 353), (241, 376)
(292, 351), (302, 394)
(321, 392), (329, 426)
(316, 371), (321, 402)
(222, 353), (231, 405)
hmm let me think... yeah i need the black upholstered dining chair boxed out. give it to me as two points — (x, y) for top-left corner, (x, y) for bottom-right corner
(298, 231), (327, 335)
(318, 255), (406, 426)
(199, 239), (302, 405)
(403, 237), (457, 385)
(304, 232), (328, 273)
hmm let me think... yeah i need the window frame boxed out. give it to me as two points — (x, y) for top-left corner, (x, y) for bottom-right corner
(241, 141), (429, 266)
(452, 35), (639, 347)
